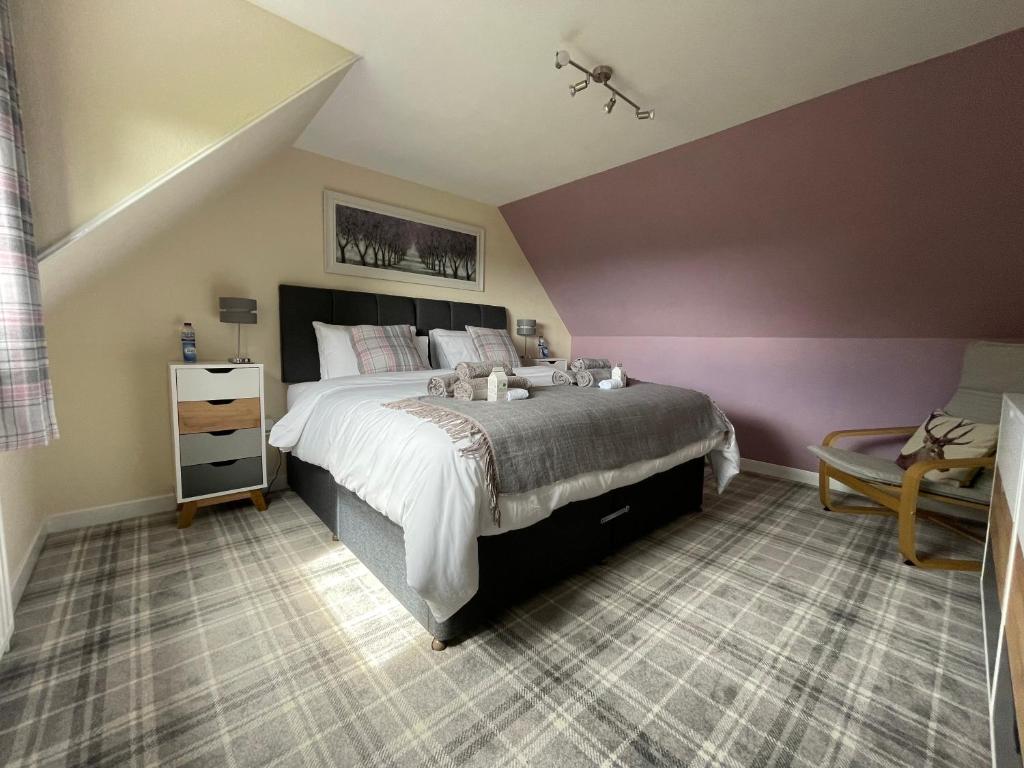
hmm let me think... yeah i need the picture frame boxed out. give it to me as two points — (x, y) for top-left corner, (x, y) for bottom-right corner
(323, 190), (485, 292)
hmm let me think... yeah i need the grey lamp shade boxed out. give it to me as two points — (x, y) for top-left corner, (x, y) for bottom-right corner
(516, 319), (536, 337)
(219, 297), (257, 325)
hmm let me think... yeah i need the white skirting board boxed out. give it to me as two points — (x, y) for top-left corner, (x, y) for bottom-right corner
(741, 458), (850, 493)
(47, 493), (178, 534)
(740, 458), (835, 489)
(11, 522), (46, 617)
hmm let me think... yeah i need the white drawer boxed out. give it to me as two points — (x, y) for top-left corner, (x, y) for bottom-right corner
(176, 367), (260, 402)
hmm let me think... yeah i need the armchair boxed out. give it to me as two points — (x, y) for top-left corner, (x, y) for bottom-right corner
(809, 341), (1024, 571)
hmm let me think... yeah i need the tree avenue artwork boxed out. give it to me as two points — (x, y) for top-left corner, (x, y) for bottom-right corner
(324, 191), (484, 291)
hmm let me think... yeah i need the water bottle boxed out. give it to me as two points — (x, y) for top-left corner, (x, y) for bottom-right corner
(181, 322), (197, 363)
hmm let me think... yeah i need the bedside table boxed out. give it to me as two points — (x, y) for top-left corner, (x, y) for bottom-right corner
(170, 363), (267, 528)
(530, 357), (568, 372)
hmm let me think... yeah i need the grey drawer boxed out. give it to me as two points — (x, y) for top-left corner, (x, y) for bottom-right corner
(179, 428), (261, 467)
(180, 457), (263, 499)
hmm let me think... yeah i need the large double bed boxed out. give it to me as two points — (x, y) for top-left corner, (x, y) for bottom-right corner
(271, 284), (739, 648)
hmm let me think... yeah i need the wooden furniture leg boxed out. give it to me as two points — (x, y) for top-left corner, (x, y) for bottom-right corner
(178, 489), (268, 529)
(178, 501), (198, 529)
(431, 637), (447, 652)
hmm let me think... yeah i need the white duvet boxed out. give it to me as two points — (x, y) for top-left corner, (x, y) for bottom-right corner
(270, 367), (740, 621)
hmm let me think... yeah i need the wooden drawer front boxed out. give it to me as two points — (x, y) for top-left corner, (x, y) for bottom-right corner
(181, 457), (263, 499)
(176, 367), (260, 402)
(179, 428), (261, 467)
(178, 398), (260, 435)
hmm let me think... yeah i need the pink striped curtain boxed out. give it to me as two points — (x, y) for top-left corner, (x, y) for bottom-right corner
(0, 0), (58, 451)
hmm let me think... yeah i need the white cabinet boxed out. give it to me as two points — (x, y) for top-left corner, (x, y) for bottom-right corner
(983, 394), (1024, 767)
(169, 363), (267, 528)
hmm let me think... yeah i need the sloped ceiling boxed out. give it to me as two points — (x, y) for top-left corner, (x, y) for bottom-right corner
(38, 70), (351, 306)
(249, 0), (1024, 205)
(12, 0), (355, 254)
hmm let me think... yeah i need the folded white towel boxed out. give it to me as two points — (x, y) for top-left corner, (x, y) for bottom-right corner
(506, 388), (529, 401)
(598, 379), (623, 390)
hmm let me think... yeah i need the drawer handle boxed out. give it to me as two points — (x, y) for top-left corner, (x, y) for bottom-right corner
(204, 368), (234, 374)
(207, 399), (236, 406)
(210, 459), (239, 467)
(600, 505), (631, 525)
(210, 429), (238, 436)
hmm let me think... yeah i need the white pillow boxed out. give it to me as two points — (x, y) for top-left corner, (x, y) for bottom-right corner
(313, 322), (360, 379)
(429, 329), (479, 369)
(313, 322), (429, 379)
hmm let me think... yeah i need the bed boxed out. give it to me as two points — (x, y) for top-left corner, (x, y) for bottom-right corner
(272, 284), (739, 648)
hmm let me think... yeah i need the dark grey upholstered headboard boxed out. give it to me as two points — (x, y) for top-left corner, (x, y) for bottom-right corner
(279, 284), (508, 383)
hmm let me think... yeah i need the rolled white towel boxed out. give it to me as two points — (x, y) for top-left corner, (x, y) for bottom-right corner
(598, 379), (623, 390)
(506, 388), (529, 401)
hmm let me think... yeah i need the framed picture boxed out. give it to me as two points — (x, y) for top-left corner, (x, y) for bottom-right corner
(323, 190), (485, 292)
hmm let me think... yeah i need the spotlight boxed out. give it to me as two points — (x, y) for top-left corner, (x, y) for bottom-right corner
(603, 95), (616, 114)
(555, 50), (570, 69)
(635, 109), (654, 120)
(569, 79), (589, 96)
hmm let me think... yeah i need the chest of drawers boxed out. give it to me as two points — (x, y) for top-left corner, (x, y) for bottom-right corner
(169, 363), (267, 527)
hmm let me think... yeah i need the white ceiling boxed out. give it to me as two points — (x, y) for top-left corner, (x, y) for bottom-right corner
(249, 1), (1024, 205)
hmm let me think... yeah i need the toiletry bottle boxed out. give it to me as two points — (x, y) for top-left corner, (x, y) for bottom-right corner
(487, 366), (508, 402)
(611, 362), (627, 386)
(181, 322), (197, 363)
(537, 336), (549, 359)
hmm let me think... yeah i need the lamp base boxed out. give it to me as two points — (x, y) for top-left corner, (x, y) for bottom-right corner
(228, 356), (252, 364)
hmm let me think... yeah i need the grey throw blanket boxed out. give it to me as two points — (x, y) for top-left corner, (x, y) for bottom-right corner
(385, 383), (728, 526)
(570, 357), (611, 372)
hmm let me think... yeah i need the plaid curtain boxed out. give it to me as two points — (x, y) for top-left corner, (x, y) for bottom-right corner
(0, 0), (57, 451)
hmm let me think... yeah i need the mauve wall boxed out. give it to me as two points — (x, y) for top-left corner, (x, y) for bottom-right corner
(502, 30), (1024, 472)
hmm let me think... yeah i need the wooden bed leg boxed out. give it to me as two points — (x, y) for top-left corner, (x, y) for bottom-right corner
(431, 637), (447, 652)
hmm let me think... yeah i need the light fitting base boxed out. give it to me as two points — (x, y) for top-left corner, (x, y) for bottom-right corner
(591, 65), (613, 83)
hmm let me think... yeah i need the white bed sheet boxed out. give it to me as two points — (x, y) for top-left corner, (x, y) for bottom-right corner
(271, 367), (740, 621)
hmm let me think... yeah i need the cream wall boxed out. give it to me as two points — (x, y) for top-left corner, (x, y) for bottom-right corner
(0, 147), (570, 576)
(11, 0), (353, 251)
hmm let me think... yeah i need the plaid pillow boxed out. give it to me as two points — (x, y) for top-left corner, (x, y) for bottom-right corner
(350, 325), (428, 374)
(466, 326), (520, 367)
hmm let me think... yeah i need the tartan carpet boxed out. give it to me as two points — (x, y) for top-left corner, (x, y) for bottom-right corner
(0, 472), (988, 767)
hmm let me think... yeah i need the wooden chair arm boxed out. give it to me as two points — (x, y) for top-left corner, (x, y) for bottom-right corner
(902, 455), (996, 481)
(823, 426), (919, 447)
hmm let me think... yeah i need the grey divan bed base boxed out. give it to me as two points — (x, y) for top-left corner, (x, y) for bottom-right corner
(288, 453), (704, 644)
(278, 283), (706, 645)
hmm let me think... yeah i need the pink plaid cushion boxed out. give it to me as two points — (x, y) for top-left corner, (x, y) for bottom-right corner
(350, 325), (428, 374)
(466, 326), (520, 367)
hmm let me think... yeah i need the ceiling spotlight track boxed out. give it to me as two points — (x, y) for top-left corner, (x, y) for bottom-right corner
(554, 49), (654, 120)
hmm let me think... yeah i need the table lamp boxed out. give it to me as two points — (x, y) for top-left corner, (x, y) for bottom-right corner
(219, 297), (257, 364)
(516, 319), (536, 360)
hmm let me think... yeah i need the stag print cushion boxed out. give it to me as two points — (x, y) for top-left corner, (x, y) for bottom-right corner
(350, 324), (428, 375)
(896, 410), (998, 485)
(467, 326), (521, 367)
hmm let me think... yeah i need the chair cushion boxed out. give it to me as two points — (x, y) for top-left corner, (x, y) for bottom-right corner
(808, 445), (992, 505)
(945, 341), (1024, 424)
